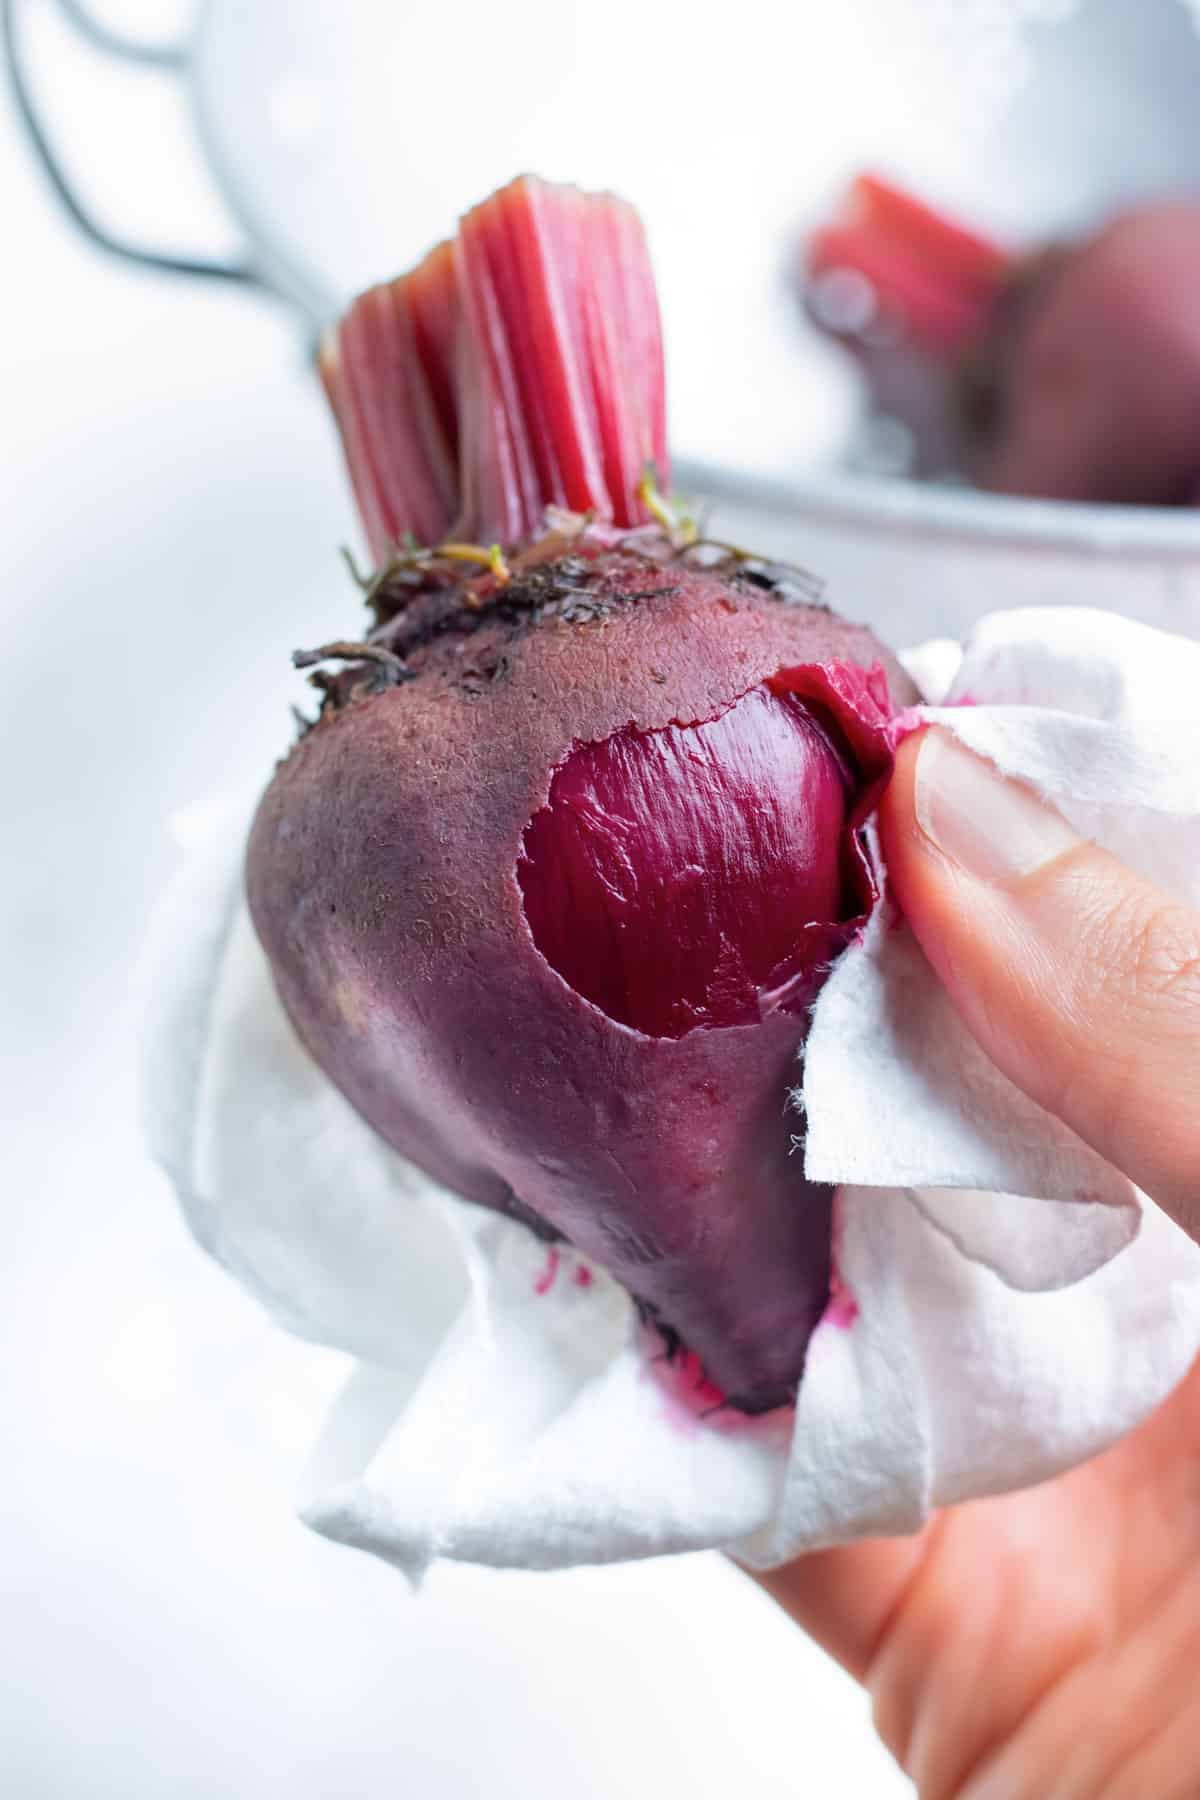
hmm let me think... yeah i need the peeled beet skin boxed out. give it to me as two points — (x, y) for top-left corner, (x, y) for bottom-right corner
(247, 552), (912, 1412)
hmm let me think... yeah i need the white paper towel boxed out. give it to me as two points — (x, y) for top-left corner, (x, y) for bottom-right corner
(144, 607), (1200, 1577)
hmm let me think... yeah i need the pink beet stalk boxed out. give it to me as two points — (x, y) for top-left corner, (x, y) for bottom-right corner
(320, 176), (668, 563)
(250, 175), (915, 1412)
(319, 239), (460, 556)
(806, 171), (1010, 355)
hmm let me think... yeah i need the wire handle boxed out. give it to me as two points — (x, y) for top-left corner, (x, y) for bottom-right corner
(52, 0), (188, 69)
(2, 0), (315, 318)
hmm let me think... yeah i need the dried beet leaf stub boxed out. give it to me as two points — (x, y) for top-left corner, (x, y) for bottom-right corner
(518, 682), (876, 1038)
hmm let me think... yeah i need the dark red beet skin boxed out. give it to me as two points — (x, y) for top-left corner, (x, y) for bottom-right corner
(977, 203), (1200, 504)
(247, 552), (913, 1411)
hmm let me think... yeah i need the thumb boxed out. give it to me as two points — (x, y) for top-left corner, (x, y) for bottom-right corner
(879, 728), (1200, 1236)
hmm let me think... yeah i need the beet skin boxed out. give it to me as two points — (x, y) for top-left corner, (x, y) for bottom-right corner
(978, 202), (1200, 504)
(247, 551), (913, 1412)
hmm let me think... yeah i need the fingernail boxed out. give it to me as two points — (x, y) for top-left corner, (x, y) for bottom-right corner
(913, 730), (1079, 882)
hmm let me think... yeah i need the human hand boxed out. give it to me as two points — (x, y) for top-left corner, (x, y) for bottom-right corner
(757, 727), (1200, 1798)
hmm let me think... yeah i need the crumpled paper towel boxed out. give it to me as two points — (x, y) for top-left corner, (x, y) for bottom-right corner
(145, 606), (1200, 1577)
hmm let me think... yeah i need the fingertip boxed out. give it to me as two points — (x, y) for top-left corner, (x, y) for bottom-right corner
(877, 727), (1200, 1219)
(876, 726), (1009, 1018)
(879, 727), (940, 907)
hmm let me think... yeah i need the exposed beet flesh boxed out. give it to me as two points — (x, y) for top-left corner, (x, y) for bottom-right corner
(519, 688), (851, 1038)
(249, 176), (916, 1412)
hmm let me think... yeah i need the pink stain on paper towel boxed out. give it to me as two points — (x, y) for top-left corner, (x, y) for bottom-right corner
(823, 1194), (860, 1328)
(533, 1247), (561, 1295)
(824, 1267), (860, 1329)
(532, 1249), (595, 1295)
(643, 1339), (796, 1443)
(887, 693), (978, 749)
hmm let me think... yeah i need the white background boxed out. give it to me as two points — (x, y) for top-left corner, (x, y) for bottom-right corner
(0, 3), (911, 1795)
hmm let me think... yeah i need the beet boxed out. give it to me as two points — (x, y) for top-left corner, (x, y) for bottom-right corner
(806, 177), (1200, 505)
(248, 177), (913, 1412)
(976, 202), (1200, 504)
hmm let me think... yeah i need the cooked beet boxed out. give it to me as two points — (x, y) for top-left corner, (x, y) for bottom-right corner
(248, 177), (914, 1412)
(977, 202), (1200, 503)
(806, 175), (1200, 505)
